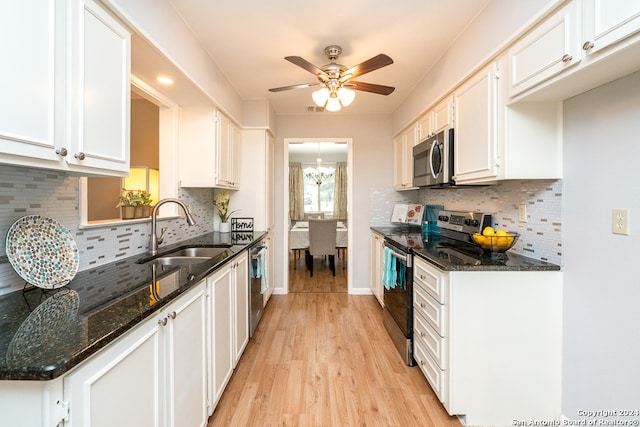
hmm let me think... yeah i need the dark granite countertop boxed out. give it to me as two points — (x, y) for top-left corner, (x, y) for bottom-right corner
(0, 231), (266, 381)
(371, 226), (560, 272)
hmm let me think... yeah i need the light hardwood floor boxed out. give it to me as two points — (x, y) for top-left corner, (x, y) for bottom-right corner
(207, 292), (462, 426)
(288, 250), (348, 293)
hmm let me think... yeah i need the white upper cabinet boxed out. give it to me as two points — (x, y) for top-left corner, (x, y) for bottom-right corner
(0, 0), (61, 163)
(507, 0), (640, 100)
(393, 126), (416, 190)
(453, 63), (499, 184)
(0, 0), (130, 176)
(179, 106), (241, 189)
(217, 113), (241, 189)
(507, 1), (580, 97)
(67, 0), (131, 174)
(582, 0), (640, 56)
(415, 97), (453, 142)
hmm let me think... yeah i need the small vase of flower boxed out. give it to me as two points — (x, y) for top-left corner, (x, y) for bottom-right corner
(213, 191), (239, 233)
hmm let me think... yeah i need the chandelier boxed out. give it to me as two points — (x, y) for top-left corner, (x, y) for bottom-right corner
(304, 166), (334, 185)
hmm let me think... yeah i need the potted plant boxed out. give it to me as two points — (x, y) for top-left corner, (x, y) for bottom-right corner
(213, 191), (239, 232)
(116, 189), (153, 219)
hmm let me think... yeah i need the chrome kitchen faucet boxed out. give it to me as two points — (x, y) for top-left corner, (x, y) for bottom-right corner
(150, 198), (197, 256)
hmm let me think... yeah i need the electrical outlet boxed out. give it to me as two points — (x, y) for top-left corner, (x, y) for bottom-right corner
(612, 208), (630, 235)
(518, 204), (527, 222)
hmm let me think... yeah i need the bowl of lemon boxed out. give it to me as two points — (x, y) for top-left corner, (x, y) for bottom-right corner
(471, 227), (519, 256)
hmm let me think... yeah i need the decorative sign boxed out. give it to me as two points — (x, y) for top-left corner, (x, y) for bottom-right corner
(231, 232), (255, 245)
(231, 217), (254, 232)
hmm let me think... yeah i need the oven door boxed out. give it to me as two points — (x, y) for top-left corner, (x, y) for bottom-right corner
(382, 242), (413, 337)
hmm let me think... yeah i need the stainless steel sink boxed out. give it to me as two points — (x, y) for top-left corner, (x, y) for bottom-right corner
(151, 256), (213, 266)
(165, 246), (230, 258)
(139, 245), (232, 267)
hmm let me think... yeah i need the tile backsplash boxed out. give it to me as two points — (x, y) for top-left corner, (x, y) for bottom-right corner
(370, 180), (563, 265)
(0, 165), (214, 295)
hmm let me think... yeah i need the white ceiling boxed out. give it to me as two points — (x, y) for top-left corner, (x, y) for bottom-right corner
(157, 0), (492, 116)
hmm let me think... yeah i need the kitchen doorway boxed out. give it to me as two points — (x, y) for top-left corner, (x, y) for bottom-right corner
(283, 139), (352, 294)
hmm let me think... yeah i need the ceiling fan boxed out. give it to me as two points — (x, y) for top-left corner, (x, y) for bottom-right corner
(268, 45), (395, 111)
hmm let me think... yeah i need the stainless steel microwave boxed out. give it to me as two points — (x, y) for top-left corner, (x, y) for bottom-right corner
(412, 128), (454, 187)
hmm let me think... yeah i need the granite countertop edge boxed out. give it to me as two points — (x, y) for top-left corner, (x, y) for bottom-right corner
(0, 231), (267, 381)
(370, 226), (561, 272)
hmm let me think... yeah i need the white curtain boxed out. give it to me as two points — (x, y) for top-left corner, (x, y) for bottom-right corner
(289, 162), (305, 220)
(333, 162), (347, 220)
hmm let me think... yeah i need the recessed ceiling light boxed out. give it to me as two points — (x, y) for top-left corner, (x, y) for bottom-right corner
(157, 76), (173, 85)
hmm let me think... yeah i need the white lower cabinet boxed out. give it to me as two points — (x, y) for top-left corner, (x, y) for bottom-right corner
(207, 251), (249, 414)
(369, 231), (384, 306)
(413, 255), (563, 426)
(64, 281), (207, 427)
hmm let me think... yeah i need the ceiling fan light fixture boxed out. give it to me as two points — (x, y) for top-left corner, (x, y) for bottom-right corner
(312, 87), (330, 107)
(337, 87), (355, 107)
(325, 96), (342, 112)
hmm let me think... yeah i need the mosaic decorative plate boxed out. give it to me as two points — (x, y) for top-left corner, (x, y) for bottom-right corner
(5, 216), (79, 289)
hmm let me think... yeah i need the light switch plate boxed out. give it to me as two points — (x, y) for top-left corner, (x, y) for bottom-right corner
(612, 208), (630, 235)
(518, 204), (527, 222)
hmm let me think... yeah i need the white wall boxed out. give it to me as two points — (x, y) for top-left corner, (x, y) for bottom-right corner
(562, 71), (640, 414)
(274, 114), (392, 294)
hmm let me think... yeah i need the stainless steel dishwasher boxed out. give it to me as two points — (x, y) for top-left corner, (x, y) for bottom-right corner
(248, 242), (268, 337)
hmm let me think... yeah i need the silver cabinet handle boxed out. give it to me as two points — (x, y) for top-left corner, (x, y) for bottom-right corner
(420, 274), (426, 280)
(420, 302), (426, 308)
(420, 331), (426, 337)
(158, 317), (168, 326)
(583, 41), (594, 51)
(168, 311), (177, 320)
(561, 54), (572, 63)
(74, 152), (85, 160)
(55, 148), (68, 157)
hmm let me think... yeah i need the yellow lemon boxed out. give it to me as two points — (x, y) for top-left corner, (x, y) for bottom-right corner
(482, 226), (495, 237)
(496, 229), (508, 236)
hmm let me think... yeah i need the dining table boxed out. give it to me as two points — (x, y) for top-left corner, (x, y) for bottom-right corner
(289, 220), (348, 268)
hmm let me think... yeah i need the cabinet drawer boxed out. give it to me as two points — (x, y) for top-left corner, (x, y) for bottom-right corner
(414, 311), (447, 370)
(414, 338), (446, 404)
(414, 258), (447, 303)
(414, 282), (446, 337)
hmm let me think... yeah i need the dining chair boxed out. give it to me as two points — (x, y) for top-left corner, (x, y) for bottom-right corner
(305, 219), (337, 277)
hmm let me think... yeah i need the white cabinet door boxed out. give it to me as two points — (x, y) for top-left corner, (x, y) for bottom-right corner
(432, 97), (453, 134)
(67, 0), (130, 175)
(370, 231), (384, 306)
(208, 265), (234, 410)
(217, 112), (232, 187)
(0, 0), (62, 164)
(164, 284), (208, 427)
(230, 122), (242, 188)
(583, 0), (640, 56)
(64, 312), (164, 427)
(180, 106), (217, 187)
(233, 252), (249, 366)
(453, 63), (499, 184)
(393, 127), (416, 190)
(507, 1), (580, 97)
(415, 112), (433, 141)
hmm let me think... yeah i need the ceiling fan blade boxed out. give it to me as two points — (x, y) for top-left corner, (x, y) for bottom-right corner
(341, 54), (393, 80)
(268, 83), (322, 92)
(347, 81), (395, 95)
(285, 56), (328, 78)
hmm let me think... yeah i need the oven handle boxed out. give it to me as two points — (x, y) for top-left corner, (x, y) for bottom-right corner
(389, 250), (407, 262)
(384, 242), (409, 262)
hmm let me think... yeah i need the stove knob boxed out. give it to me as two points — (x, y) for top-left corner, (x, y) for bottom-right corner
(464, 219), (471, 225)
(439, 215), (449, 222)
(471, 220), (480, 227)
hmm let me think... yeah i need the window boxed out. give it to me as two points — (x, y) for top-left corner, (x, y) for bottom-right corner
(303, 164), (335, 214)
